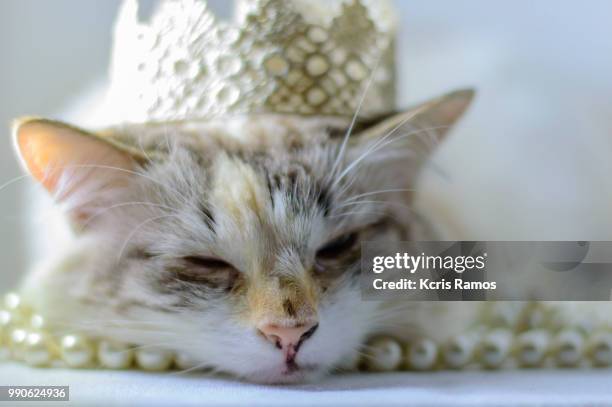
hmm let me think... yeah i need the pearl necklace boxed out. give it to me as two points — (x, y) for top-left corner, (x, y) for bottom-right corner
(0, 292), (193, 371)
(1, 292), (611, 373)
(363, 302), (612, 372)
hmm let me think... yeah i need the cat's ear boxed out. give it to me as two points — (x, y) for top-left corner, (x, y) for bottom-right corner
(13, 118), (143, 224)
(349, 88), (475, 174)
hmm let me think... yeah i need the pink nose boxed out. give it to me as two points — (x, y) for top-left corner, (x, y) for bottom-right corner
(258, 322), (319, 352)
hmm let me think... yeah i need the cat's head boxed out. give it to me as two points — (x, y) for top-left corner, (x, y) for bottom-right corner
(13, 89), (473, 383)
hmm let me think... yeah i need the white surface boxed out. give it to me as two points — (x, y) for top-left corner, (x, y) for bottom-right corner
(2, 363), (612, 406)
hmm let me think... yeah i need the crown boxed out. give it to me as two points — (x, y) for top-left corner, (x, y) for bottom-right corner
(105, 0), (397, 123)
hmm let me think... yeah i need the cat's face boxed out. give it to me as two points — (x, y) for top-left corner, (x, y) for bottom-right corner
(13, 90), (472, 383)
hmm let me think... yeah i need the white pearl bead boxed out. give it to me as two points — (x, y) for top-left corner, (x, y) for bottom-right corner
(9, 328), (28, 360)
(61, 335), (95, 368)
(0, 309), (13, 328)
(407, 338), (438, 371)
(443, 333), (478, 368)
(175, 353), (200, 371)
(363, 337), (403, 372)
(24, 332), (53, 367)
(98, 340), (134, 369)
(553, 329), (584, 367)
(135, 348), (174, 371)
(516, 330), (550, 367)
(480, 329), (512, 369)
(588, 332), (612, 367)
(30, 314), (46, 330)
(4, 293), (20, 311)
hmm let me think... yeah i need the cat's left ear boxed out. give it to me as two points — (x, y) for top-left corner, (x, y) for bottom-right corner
(350, 88), (475, 173)
(12, 118), (145, 224)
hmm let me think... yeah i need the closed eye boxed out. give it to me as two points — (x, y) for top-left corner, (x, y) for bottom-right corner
(182, 256), (232, 269)
(316, 232), (359, 260)
(173, 256), (239, 290)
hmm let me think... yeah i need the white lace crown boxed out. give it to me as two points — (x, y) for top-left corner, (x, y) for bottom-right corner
(107, 0), (397, 123)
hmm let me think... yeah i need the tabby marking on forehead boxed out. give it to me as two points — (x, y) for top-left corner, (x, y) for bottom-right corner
(212, 154), (270, 224)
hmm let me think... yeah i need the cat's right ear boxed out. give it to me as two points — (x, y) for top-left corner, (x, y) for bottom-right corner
(13, 118), (142, 223)
(346, 89), (474, 181)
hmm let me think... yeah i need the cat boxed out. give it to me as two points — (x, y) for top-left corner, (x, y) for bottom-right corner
(12, 89), (490, 383)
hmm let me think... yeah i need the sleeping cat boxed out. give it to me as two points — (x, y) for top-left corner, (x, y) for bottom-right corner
(12, 89), (487, 383)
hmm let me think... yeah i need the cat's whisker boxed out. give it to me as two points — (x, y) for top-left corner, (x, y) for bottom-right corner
(333, 204), (415, 226)
(122, 341), (187, 352)
(116, 214), (182, 261)
(335, 199), (415, 213)
(332, 205), (383, 217)
(356, 122), (449, 179)
(80, 201), (178, 229)
(330, 209), (389, 220)
(331, 114), (421, 191)
(358, 122), (446, 169)
(63, 317), (178, 328)
(332, 146), (416, 203)
(56, 318), (161, 326)
(330, 52), (383, 180)
(341, 188), (418, 205)
(421, 124), (444, 151)
(70, 324), (170, 333)
(333, 125), (450, 189)
(55, 320), (178, 335)
(43, 163), (185, 199)
(328, 361), (359, 375)
(0, 174), (35, 195)
(170, 360), (213, 376)
(332, 172), (358, 205)
(363, 148), (417, 164)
